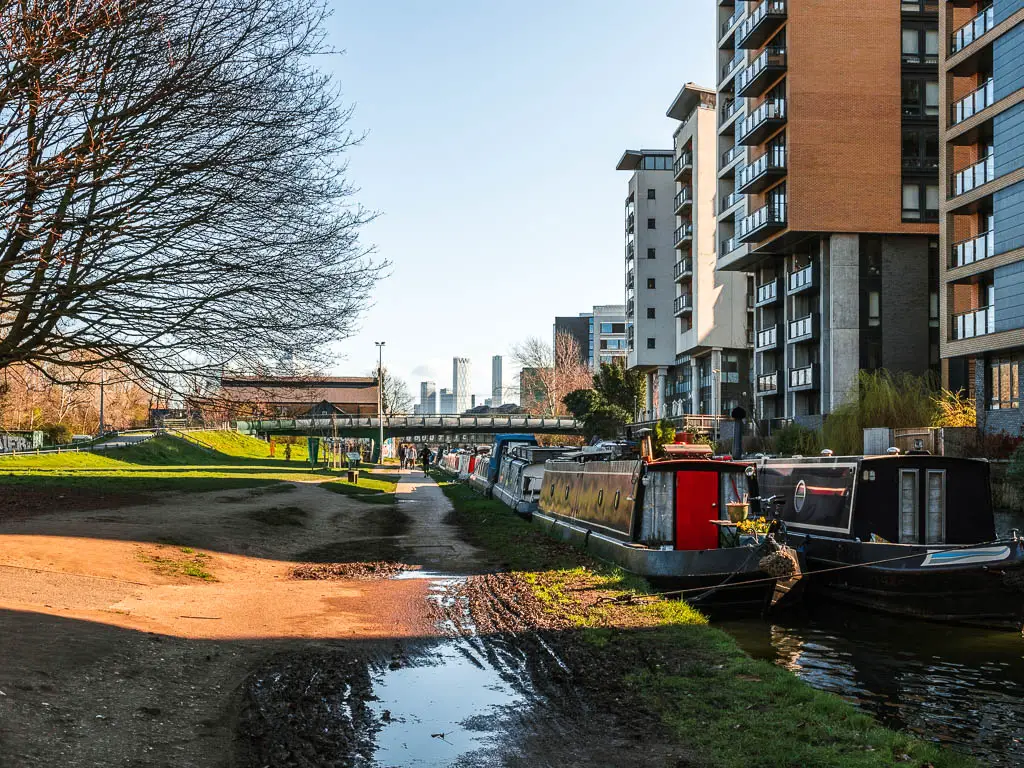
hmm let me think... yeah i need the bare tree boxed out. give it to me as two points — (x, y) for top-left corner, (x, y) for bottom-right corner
(511, 333), (592, 417)
(0, 0), (380, 391)
(375, 367), (413, 417)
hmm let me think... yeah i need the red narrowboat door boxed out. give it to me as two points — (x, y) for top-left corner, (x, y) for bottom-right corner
(675, 471), (719, 551)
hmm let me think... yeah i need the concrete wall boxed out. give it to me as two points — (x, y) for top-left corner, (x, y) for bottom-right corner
(825, 234), (860, 412)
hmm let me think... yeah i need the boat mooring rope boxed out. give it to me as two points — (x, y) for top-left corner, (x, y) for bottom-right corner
(601, 537), (1019, 606)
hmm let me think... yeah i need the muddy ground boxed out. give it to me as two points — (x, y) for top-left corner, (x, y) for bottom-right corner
(0, 472), (688, 767)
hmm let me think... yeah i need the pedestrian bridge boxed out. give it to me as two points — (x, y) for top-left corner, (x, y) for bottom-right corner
(233, 414), (583, 438)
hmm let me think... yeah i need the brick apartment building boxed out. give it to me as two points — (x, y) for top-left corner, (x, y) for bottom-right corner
(715, 0), (940, 428)
(940, 0), (1024, 433)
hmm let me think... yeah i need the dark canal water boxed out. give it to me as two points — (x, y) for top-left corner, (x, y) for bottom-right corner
(720, 510), (1024, 766)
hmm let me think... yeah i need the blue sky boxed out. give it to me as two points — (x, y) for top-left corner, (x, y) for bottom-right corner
(325, 0), (715, 403)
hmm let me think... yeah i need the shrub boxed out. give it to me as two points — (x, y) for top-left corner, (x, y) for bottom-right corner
(773, 422), (821, 456)
(1008, 443), (1024, 491)
(933, 389), (976, 428)
(652, 419), (676, 457)
(40, 423), (73, 445)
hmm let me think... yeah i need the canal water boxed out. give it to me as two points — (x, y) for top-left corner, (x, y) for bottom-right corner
(720, 510), (1024, 766)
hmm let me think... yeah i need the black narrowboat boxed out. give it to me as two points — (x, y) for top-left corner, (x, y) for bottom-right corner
(535, 452), (800, 609)
(749, 454), (1024, 630)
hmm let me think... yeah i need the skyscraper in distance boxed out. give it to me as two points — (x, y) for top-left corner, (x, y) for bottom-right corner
(419, 381), (437, 414)
(491, 355), (503, 406)
(452, 357), (471, 413)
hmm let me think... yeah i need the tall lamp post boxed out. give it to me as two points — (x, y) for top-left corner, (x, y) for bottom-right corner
(375, 341), (385, 463)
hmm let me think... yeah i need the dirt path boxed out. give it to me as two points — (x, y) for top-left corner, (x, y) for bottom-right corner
(0, 470), (687, 767)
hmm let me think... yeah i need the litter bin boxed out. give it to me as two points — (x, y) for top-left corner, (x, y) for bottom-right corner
(346, 469), (359, 483)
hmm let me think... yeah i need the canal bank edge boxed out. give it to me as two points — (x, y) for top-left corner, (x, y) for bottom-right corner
(432, 474), (976, 768)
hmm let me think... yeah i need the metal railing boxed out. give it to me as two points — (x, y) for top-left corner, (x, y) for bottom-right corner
(721, 51), (744, 83)
(738, 145), (786, 190)
(673, 223), (694, 246)
(951, 78), (994, 125)
(788, 264), (813, 292)
(757, 325), (778, 349)
(673, 294), (694, 314)
(673, 258), (693, 280)
(757, 372), (779, 393)
(952, 5), (994, 54)
(790, 365), (816, 388)
(721, 145), (743, 167)
(738, 98), (786, 143)
(951, 153), (995, 197)
(720, 236), (738, 256)
(674, 186), (693, 210)
(720, 98), (741, 125)
(951, 230), (995, 268)
(901, 0), (938, 12)
(738, 200), (786, 240)
(737, 46), (787, 95)
(721, 7), (743, 37)
(953, 305), (994, 339)
(673, 150), (693, 176)
(756, 279), (778, 304)
(737, 0), (786, 48)
(720, 190), (743, 211)
(789, 314), (814, 340)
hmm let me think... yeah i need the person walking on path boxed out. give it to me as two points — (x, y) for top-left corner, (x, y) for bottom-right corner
(398, 445), (406, 469)
(419, 445), (431, 475)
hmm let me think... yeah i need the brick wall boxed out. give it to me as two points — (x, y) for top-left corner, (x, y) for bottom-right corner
(881, 236), (932, 375)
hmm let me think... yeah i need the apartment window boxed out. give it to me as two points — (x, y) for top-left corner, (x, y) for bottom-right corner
(647, 189), (656, 200)
(647, 307), (656, 319)
(901, 26), (939, 64)
(647, 278), (656, 289)
(868, 291), (881, 327)
(988, 357), (1019, 410)
(599, 322), (613, 334)
(902, 127), (939, 171)
(600, 339), (608, 350)
(642, 156), (672, 170)
(647, 338), (656, 349)
(902, 182), (939, 222)
(647, 247), (656, 259)
(647, 218), (656, 230)
(902, 77), (939, 117)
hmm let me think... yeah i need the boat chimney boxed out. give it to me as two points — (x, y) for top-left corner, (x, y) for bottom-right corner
(820, 448), (834, 457)
(886, 446), (900, 455)
(731, 406), (746, 460)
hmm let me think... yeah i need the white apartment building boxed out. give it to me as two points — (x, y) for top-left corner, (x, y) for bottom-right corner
(666, 83), (752, 419)
(618, 149), (677, 412)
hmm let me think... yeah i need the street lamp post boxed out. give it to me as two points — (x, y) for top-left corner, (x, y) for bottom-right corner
(375, 341), (385, 463)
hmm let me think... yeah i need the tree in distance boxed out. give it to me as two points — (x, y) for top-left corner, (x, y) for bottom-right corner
(0, 0), (380, 391)
(563, 363), (646, 441)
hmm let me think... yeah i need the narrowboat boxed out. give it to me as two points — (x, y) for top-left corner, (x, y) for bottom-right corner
(468, 451), (492, 494)
(749, 454), (1024, 630)
(535, 449), (801, 610)
(492, 445), (574, 517)
(467, 434), (539, 497)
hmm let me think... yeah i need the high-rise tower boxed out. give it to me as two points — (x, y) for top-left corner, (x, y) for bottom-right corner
(452, 357), (471, 414)
(491, 356), (503, 406)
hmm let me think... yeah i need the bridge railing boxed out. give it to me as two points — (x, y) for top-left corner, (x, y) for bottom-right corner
(235, 414), (582, 434)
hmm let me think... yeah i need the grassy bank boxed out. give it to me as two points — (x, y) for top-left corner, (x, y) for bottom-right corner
(432, 474), (974, 768)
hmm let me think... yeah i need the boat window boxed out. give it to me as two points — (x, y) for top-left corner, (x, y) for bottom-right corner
(550, 483), (555, 497)
(565, 485), (571, 501)
(597, 490), (604, 506)
(899, 469), (919, 543)
(614, 490), (621, 509)
(925, 470), (945, 544)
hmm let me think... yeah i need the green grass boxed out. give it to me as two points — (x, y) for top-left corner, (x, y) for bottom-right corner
(432, 473), (974, 768)
(321, 471), (399, 505)
(137, 547), (216, 581)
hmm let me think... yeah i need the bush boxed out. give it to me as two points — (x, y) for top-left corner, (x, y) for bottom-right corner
(773, 422), (821, 456)
(1008, 443), (1024, 491)
(652, 419), (676, 456)
(39, 423), (73, 445)
(933, 389), (976, 427)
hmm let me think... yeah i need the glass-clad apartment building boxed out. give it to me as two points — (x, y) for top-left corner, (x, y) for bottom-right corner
(940, 0), (1024, 432)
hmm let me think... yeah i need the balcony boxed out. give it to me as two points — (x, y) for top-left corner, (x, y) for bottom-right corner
(951, 230), (995, 268)
(737, 98), (786, 145)
(951, 5), (994, 55)
(901, 0), (938, 12)
(720, 236), (739, 256)
(626, 298), (635, 317)
(625, 212), (635, 233)
(756, 372), (779, 396)
(720, 51), (744, 90)
(673, 150), (694, 180)
(737, 201), (786, 243)
(673, 294), (694, 316)
(720, 190), (743, 213)
(789, 364), (819, 391)
(953, 305), (994, 339)
(903, 155), (940, 173)
(626, 272), (634, 290)
(720, 98), (742, 128)
(674, 185), (693, 213)
(737, 0), (786, 49)
(787, 263), (814, 294)
(673, 223), (694, 248)
(721, 145), (743, 173)
(720, 7), (744, 43)
(951, 79), (994, 126)
(755, 279), (779, 306)
(737, 146), (787, 194)
(673, 257), (694, 281)
(788, 313), (817, 343)
(951, 153), (994, 197)
(756, 324), (778, 350)
(736, 47), (787, 99)
(625, 241), (634, 260)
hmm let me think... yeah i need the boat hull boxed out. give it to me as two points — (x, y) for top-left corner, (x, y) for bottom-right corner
(788, 536), (1024, 630)
(534, 511), (776, 608)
